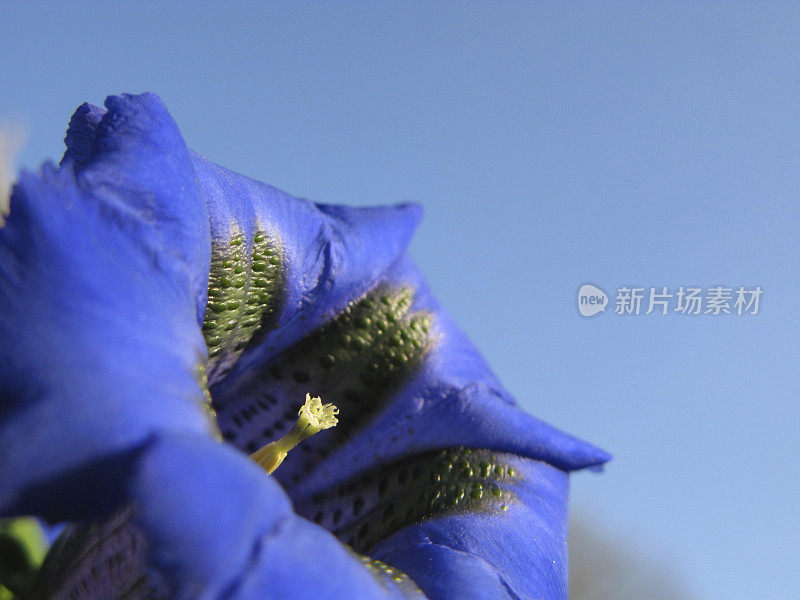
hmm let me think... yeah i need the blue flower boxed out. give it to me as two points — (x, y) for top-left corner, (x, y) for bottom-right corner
(0, 94), (609, 600)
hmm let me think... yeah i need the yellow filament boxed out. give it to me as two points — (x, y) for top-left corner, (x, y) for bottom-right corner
(250, 393), (338, 474)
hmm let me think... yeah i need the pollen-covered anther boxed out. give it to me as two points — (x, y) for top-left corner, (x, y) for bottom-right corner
(250, 393), (339, 474)
(297, 393), (339, 433)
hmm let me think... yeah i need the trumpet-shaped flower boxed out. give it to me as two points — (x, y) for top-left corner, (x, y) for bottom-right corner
(0, 94), (609, 600)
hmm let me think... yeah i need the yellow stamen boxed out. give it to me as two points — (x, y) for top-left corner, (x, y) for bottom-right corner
(250, 393), (339, 474)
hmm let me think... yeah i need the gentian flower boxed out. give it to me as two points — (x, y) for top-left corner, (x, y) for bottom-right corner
(0, 93), (609, 600)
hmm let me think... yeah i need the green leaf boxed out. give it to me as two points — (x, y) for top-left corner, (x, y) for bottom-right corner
(0, 518), (48, 598)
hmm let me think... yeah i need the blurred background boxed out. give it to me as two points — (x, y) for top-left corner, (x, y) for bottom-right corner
(3, 2), (799, 598)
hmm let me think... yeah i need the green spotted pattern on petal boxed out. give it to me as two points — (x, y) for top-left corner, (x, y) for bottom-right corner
(202, 230), (282, 379)
(216, 286), (433, 463)
(356, 553), (423, 597)
(272, 287), (432, 397)
(195, 364), (220, 439)
(299, 447), (518, 554)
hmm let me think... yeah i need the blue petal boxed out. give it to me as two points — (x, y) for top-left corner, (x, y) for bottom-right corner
(0, 94), (213, 520)
(126, 433), (424, 600)
(369, 457), (570, 600)
(26, 434), (427, 600)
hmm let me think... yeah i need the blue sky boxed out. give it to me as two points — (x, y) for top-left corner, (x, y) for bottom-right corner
(2, 2), (799, 598)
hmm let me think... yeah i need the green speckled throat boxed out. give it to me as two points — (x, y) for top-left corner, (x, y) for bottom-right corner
(298, 447), (519, 553)
(202, 229), (283, 380)
(356, 553), (423, 597)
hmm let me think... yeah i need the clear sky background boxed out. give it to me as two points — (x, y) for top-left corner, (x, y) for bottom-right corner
(2, 2), (798, 598)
